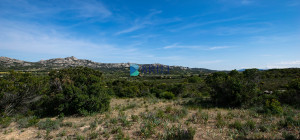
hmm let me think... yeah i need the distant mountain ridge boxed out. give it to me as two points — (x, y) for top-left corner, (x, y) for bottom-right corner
(0, 56), (216, 73)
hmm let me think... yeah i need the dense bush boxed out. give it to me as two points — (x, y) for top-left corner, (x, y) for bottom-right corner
(39, 67), (110, 116)
(206, 70), (259, 107)
(263, 99), (283, 115)
(279, 78), (300, 107)
(160, 91), (175, 99)
(0, 71), (48, 116)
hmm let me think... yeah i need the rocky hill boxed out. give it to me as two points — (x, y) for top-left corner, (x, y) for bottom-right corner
(0, 56), (216, 73)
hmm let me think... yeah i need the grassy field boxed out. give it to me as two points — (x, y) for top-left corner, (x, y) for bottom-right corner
(1, 98), (299, 140)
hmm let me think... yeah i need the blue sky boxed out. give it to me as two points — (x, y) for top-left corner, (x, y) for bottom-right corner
(0, 0), (299, 70)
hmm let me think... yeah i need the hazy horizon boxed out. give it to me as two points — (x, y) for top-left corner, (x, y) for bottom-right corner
(0, 0), (299, 70)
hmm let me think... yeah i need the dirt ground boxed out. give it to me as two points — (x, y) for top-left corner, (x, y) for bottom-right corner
(0, 98), (299, 140)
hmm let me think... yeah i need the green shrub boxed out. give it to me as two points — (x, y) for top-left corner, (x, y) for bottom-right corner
(164, 125), (195, 140)
(40, 67), (110, 116)
(188, 111), (209, 125)
(38, 118), (60, 131)
(187, 76), (202, 83)
(206, 70), (259, 107)
(0, 116), (12, 128)
(278, 116), (300, 128)
(57, 129), (66, 137)
(245, 120), (256, 130)
(258, 124), (270, 132)
(17, 116), (40, 128)
(131, 115), (139, 122)
(216, 113), (226, 128)
(264, 99), (283, 115)
(139, 121), (156, 138)
(229, 120), (256, 135)
(89, 132), (98, 139)
(160, 91), (175, 99)
(279, 78), (300, 107)
(283, 132), (297, 140)
(229, 120), (243, 131)
(89, 119), (97, 129)
(0, 71), (48, 116)
(61, 121), (73, 127)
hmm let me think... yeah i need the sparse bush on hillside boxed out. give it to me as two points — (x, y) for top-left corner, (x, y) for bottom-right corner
(17, 116), (40, 128)
(38, 118), (61, 131)
(163, 125), (195, 140)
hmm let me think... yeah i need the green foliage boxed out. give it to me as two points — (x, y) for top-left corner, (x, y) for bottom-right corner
(40, 67), (110, 116)
(164, 125), (195, 140)
(60, 121), (72, 127)
(89, 119), (98, 129)
(0, 71), (48, 116)
(283, 132), (297, 140)
(229, 120), (257, 135)
(38, 118), (60, 131)
(0, 116), (12, 128)
(229, 120), (243, 131)
(279, 78), (300, 107)
(139, 121), (156, 138)
(17, 116), (40, 128)
(263, 99), (283, 115)
(216, 112), (226, 128)
(187, 76), (202, 83)
(245, 120), (256, 130)
(160, 91), (175, 99)
(206, 70), (259, 107)
(89, 131), (98, 139)
(278, 116), (300, 128)
(111, 80), (147, 97)
(131, 115), (139, 122)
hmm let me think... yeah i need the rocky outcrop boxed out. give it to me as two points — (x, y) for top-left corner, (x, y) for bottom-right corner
(0, 56), (33, 67)
(0, 56), (131, 69)
(0, 56), (214, 73)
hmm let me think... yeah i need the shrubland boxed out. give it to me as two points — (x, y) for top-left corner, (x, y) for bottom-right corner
(0, 67), (299, 139)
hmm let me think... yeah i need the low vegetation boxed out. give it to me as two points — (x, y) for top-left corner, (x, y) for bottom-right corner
(0, 67), (299, 139)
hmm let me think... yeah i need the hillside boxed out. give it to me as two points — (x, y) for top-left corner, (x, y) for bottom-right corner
(0, 56), (216, 74)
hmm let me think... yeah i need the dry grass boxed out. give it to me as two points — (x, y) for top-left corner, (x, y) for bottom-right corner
(0, 98), (299, 140)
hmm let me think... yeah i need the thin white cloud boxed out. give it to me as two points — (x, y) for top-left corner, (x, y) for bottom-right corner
(0, 0), (112, 20)
(207, 46), (230, 50)
(115, 10), (162, 35)
(265, 60), (300, 69)
(170, 16), (246, 32)
(0, 20), (155, 62)
(218, 0), (255, 6)
(197, 60), (224, 64)
(163, 44), (201, 49)
(74, 0), (112, 18)
(163, 44), (231, 50)
(115, 25), (143, 35)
